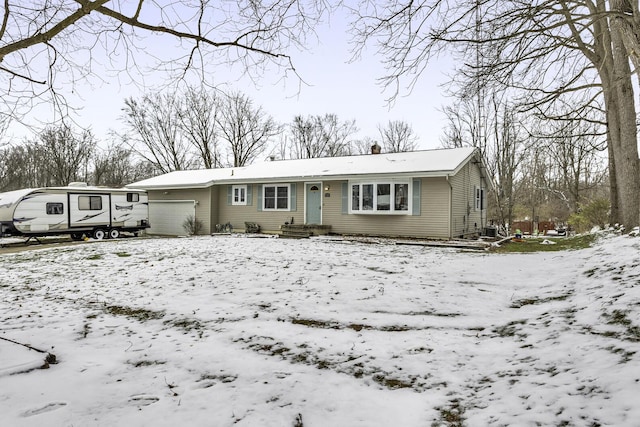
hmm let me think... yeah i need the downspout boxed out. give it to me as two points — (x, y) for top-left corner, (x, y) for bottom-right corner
(446, 175), (453, 240)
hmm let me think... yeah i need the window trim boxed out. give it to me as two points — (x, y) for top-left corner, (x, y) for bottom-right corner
(349, 180), (411, 215)
(232, 185), (247, 206)
(262, 183), (291, 211)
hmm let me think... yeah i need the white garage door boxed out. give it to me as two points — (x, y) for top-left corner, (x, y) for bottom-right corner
(148, 200), (195, 236)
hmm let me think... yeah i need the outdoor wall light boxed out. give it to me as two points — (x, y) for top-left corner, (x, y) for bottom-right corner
(324, 185), (330, 191)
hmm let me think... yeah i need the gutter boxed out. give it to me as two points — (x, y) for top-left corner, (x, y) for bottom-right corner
(131, 170), (459, 191)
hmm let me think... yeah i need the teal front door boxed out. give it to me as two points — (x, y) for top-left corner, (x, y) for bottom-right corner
(305, 183), (322, 224)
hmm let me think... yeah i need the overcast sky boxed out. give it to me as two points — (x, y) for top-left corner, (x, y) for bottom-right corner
(6, 8), (455, 152)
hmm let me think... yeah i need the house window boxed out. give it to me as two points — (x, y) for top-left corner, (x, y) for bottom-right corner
(78, 195), (102, 210)
(394, 183), (409, 211)
(263, 184), (290, 210)
(127, 193), (139, 202)
(232, 185), (247, 205)
(350, 181), (410, 214)
(475, 186), (482, 211)
(46, 202), (63, 215)
(351, 184), (360, 211)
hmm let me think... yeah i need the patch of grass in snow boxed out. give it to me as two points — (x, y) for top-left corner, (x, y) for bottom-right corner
(86, 253), (102, 260)
(493, 319), (528, 338)
(602, 309), (640, 342)
(510, 293), (572, 308)
(372, 374), (414, 389)
(290, 317), (412, 332)
(605, 346), (636, 363)
(366, 266), (398, 274)
(104, 304), (165, 322)
(196, 372), (238, 386)
(164, 317), (206, 338)
(432, 399), (465, 427)
(128, 360), (166, 368)
(115, 252), (131, 257)
(237, 334), (432, 391)
(374, 309), (462, 317)
(494, 233), (597, 253)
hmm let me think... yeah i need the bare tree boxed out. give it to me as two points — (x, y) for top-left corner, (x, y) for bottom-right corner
(39, 124), (94, 186)
(542, 119), (608, 214)
(2, 143), (47, 189)
(217, 91), (280, 167)
(0, 1), (331, 124)
(349, 0), (640, 228)
(122, 93), (195, 174)
(179, 86), (222, 169)
(92, 144), (150, 187)
(377, 120), (417, 153)
(352, 136), (379, 155)
(442, 93), (525, 229)
(289, 114), (357, 158)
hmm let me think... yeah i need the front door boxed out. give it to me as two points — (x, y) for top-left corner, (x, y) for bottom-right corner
(305, 183), (322, 225)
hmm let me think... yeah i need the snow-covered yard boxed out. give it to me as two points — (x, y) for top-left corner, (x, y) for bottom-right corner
(1, 234), (639, 426)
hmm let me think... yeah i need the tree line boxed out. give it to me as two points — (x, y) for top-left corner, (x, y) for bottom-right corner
(0, 86), (418, 191)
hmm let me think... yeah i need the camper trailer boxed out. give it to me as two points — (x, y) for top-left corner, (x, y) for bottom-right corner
(0, 184), (149, 240)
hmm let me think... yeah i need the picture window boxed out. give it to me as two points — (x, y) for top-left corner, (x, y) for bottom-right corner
(350, 181), (410, 214)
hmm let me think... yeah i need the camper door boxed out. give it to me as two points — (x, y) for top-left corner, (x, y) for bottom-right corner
(68, 193), (111, 228)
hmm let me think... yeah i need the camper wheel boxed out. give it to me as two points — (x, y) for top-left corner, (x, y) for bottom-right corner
(93, 229), (106, 240)
(70, 233), (84, 241)
(108, 228), (120, 239)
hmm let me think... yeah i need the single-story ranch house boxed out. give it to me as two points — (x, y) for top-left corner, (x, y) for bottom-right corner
(128, 146), (491, 240)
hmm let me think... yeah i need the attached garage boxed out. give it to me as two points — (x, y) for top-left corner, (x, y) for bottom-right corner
(147, 200), (195, 236)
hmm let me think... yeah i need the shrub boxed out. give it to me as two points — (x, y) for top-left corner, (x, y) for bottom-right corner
(182, 215), (204, 235)
(568, 198), (610, 233)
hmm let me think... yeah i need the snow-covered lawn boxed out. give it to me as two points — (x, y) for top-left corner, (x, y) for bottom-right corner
(1, 234), (639, 426)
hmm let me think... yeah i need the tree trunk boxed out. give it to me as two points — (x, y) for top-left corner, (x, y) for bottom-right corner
(603, 20), (640, 228)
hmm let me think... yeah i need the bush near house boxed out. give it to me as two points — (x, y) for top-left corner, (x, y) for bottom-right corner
(182, 215), (204, 235)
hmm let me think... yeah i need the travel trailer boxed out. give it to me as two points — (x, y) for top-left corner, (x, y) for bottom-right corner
(0, 184), (149, 240)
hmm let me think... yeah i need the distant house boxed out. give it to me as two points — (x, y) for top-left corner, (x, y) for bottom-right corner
(128, 147), (491, 239)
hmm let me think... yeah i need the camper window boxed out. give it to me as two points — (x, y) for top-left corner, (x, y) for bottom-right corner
(79, 196), (102, 210)
(46, 202), (64, 215)
(127, 193), (140, 202)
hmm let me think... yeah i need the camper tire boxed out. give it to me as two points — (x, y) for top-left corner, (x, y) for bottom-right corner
(70, 232), (84, 241)
(93, 229), (106, 240)
(108, 229), (120, 239)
